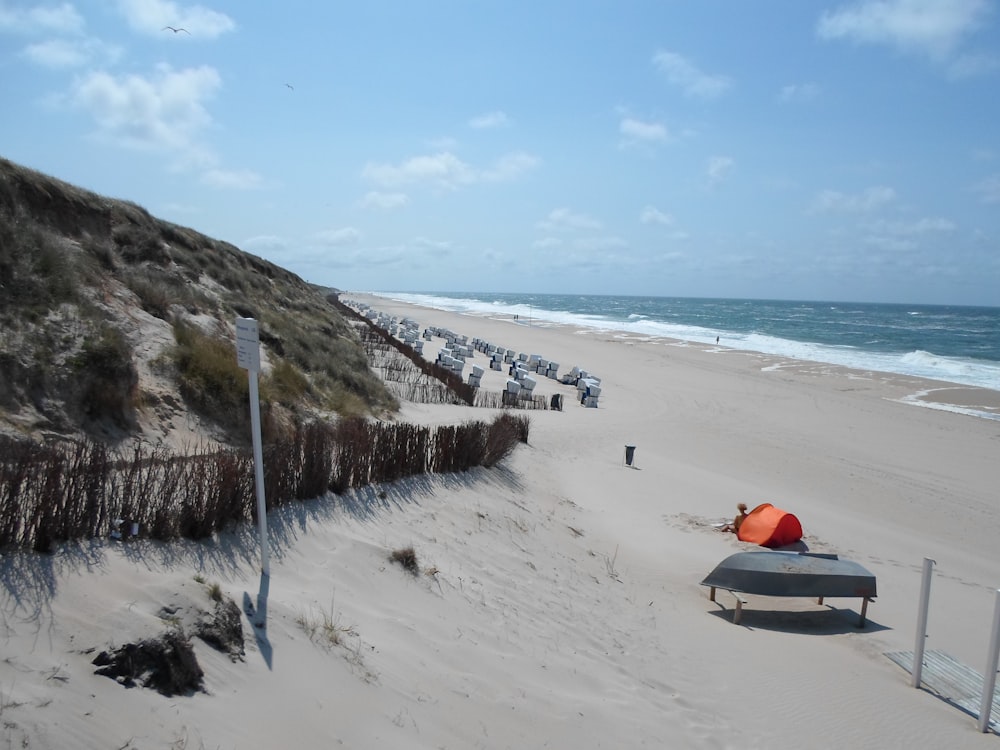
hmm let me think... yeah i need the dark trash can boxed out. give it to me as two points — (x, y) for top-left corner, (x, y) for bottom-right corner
(624, 445), (636, 466)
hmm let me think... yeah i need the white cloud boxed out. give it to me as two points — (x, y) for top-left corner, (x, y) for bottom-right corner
(359, 191), (409, 209)
(810, 185), (896, 212)
(362, 152), (475, 189)
(23, 37), (122, 68)
(481, 151), (538, 182)
(973, 174), (1000, 203)
(242, 235), (289, 253)
(414, 237), (452, 251)
(908, 217), (955, 233)
(481, 247), (518, 270)
(469, 111), (509, 129)
(640, 206), (674, 225)
(362, 150), (537, 190)
(161, 201), (199, 214)
(201, 167), (263, 189)
(310, 241), (446, 273)
(68, 62), (258, 187)
(863, 235), (915, 252)
(25, 38), (88, 67)
(778, 82), (820, 102)
(3, 4), (120, 69)
(116, 0), (236, 38)
(860, 215), (955, 254)
(426, 136), (459, 151)
(532, 237), (563, 249)
(314, 227), (362, 246)
(574, 236), (628, 252)
(947, 50), (1000, 78)
(0, 3), (85, 34)
(706, 156), (734, 187)
(71, 63), (221, 155)
(537, 208), (603, 232)
(817, 0), (991, 60)
(619, 117), (668, 143)
(871, 216), (955, 234)
(652, 50), (731, 98)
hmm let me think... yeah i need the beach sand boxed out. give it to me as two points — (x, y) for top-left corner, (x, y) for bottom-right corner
(2, 292), (998, 748)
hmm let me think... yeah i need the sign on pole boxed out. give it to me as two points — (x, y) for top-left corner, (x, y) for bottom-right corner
(236, 317), (262, 371)
(236, 317), (269, 577)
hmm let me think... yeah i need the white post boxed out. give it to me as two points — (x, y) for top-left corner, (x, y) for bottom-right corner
(977, 589), (1000, 732)
(912, 557), (935, 688)
(236, 317), (269, 576)
(248, 372), (270, 576)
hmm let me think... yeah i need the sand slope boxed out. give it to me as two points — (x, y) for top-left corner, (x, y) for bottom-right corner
(2, 294), (998, 749)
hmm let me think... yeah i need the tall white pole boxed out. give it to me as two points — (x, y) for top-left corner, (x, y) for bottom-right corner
(977, 589), (1000, 732)
(236, 317), (269, 577)
(912, 557), (935, 688)
(248, 372), (270, 576)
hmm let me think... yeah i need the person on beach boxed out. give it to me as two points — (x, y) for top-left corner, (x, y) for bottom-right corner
(721, 503), (748, 533)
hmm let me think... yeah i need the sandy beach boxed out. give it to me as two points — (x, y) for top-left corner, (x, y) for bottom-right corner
(2, 292), (999, 749)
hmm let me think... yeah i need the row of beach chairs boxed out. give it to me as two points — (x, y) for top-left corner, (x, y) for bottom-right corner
(344, 302), (602, 406)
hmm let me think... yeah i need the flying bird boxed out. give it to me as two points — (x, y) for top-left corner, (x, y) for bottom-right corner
(162, 26), (190, 34)
(285, 83), (294, 91)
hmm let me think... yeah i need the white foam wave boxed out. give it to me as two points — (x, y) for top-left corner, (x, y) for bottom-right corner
(897, 392), (1000, 422)
(365, 292), (1000, 392)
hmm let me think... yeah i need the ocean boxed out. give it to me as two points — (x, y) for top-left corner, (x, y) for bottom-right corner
(366, 292), (1000, 399)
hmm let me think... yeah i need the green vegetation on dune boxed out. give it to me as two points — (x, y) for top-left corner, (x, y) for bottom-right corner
(0, 155), (397, 444)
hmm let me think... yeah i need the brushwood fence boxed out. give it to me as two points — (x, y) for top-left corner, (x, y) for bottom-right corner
(0, 412), (529, 552)
(332, 297), (476, 406)
(355, 325), (466, 405)
(473, 391), (549, 410)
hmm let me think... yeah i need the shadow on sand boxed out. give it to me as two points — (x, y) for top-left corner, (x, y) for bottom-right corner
(243, 572), (272, 669)
(0, 464), (527, 631)
(706, 601), (890, 635)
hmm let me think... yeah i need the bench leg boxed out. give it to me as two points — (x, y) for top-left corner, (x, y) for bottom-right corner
(858, 597), (870, 628)
(709, 588), (746, 623)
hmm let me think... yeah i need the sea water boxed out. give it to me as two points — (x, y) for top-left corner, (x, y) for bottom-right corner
(366, 292), (1000, 400)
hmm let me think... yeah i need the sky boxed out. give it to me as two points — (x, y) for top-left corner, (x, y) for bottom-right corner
(1, 0), (999, 306)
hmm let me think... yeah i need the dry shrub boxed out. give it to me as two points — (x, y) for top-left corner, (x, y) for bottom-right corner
(207, 581), (223, 602)
(390, 546), (418, 574)
(71, 326), (138, 428)
(262, 359), (311, 406)
(171, 320), (248, 427)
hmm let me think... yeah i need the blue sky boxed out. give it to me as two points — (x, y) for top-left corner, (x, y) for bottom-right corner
(1, 0), (998, 306)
